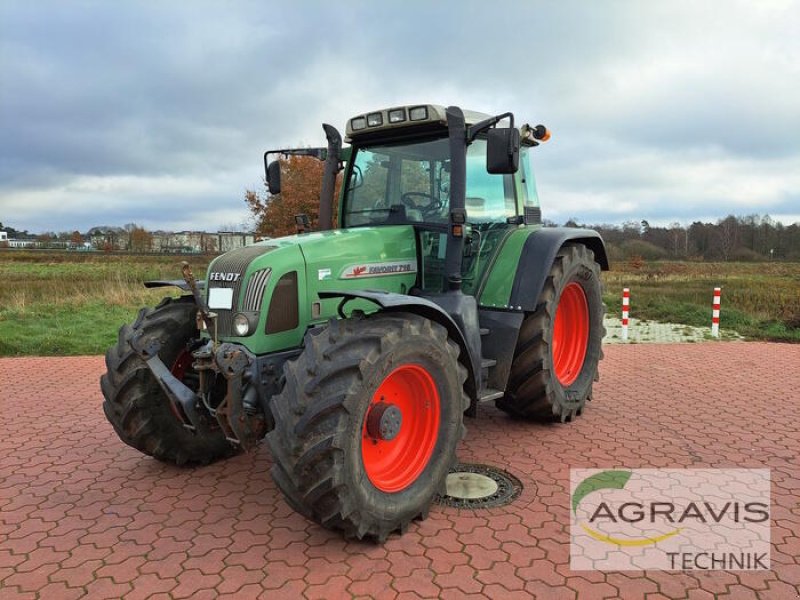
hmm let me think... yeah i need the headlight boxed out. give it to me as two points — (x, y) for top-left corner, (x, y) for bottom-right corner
(388, 108), (406, 123)
(350, 116), (366, 131)
(367, 112), (383, 127)
(233, 313), (251, 336)
(409, 105), (428, 121)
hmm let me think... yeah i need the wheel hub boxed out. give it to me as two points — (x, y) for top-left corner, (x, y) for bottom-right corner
(366, 401), (403, 441)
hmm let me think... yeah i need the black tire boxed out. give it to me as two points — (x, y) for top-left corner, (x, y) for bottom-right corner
(267, 312), (468, 542)
(100, 296), (239, 466)
(498, 244), (605, 422)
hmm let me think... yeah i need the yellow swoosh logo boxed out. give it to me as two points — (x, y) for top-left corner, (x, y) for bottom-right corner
(581, 523), (682, 547)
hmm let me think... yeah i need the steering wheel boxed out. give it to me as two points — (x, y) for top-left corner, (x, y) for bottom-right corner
(401, 192), (442, 217)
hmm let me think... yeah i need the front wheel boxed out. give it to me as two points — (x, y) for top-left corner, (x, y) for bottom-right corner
(498, 244), (605, 421)
(100, 296), (239, 465)
(267, 312), (468, 541)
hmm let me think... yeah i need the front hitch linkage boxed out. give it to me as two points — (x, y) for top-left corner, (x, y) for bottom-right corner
(130, 330), (266, 451)
(128, 330), (210, 433)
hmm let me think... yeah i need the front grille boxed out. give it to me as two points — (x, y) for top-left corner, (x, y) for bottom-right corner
(207, 246), (275, 336)
(242, 268), (271, 311)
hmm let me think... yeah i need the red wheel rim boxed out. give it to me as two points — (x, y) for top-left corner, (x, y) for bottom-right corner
(361, 364), (440, 493)
(552, 282), (590, 387)
(170, 349), (192, 380)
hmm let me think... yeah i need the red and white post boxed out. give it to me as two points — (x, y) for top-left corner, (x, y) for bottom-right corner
(711, 287), (721, 338)
(622, 288), (630, 341)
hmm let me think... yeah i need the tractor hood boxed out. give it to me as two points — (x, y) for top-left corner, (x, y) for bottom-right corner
(295, 225), (418, 279)
(206, 225), (418, 355)
(242, 225), (418, 280)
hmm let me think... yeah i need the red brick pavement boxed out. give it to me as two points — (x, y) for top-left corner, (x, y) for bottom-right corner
(1, 342), (799, 599)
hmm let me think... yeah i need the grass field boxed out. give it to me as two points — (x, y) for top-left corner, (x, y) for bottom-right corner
(603, 260), (800, 342)
(1, 250), (798, 356)
(0, 251), (211, 356)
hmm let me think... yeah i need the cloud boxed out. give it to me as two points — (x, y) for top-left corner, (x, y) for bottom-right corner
(1, 0), (798, 233)
(536, 139), (800, 221)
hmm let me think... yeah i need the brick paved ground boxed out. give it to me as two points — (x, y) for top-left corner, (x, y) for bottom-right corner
(1, 343), (799, 599)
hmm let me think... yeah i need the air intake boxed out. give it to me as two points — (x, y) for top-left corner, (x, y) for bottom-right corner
(265, 271), (299, 334)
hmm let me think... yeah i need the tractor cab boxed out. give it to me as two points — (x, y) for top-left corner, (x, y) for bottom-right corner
(341, 105), (541, 225)
(341, 106), (544, 296)
(266, 104), (548, 296)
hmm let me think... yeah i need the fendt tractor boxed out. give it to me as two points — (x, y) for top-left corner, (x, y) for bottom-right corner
(101, 104), (608, 541)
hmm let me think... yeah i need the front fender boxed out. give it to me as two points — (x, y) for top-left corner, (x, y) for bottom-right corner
(318, 290), (479, 402)
(144, 279), (206, 292)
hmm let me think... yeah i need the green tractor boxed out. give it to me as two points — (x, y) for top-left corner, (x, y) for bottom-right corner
(101, 104), (608, 541)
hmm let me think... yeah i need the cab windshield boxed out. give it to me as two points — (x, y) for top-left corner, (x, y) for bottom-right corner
(343, 137), (515, 227)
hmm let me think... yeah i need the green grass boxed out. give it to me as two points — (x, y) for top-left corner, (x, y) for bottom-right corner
(0, 301), (153, 355)
(0, 250), (211, 356)
(1, 250), (798, 356)
(601, 260), (800, 342)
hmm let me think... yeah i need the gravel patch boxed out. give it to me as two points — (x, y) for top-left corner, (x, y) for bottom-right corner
(603, 316), (743, 344)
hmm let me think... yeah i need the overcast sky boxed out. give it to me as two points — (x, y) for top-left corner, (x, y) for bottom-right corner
(1, 0), (798, 233)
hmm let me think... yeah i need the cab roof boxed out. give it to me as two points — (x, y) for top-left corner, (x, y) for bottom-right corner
(345, 104), (492, 142)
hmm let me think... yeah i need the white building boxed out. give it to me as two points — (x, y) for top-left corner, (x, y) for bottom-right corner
(1, 231), (36, 248)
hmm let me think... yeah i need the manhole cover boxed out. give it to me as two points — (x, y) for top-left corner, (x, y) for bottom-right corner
(436, 463), (523, 509)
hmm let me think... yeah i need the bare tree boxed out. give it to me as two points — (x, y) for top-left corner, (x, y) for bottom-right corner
(717, 216), (739, 261)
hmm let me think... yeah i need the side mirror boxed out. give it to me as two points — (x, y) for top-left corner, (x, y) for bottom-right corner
(349, 165), (363, 190)
(266, 160), (281, 194)
(486, 127), (520, 174)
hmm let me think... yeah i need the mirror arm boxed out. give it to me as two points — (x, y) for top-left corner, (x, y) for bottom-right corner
(263, 147), (327, 175)
(263, 146), (329, 197)
(467, 112), (514, 143)
(266, 147), (326, 160)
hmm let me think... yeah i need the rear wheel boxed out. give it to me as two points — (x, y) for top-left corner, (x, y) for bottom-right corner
(267, 312), (468, 541)
(100, 296), (239, 465)
(498, 244), (604, 421)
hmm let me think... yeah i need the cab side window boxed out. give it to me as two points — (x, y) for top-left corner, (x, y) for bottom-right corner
(465, 139), (515, 223)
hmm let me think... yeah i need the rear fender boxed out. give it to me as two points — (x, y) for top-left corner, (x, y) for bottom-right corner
(509, 228), (608, 311)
